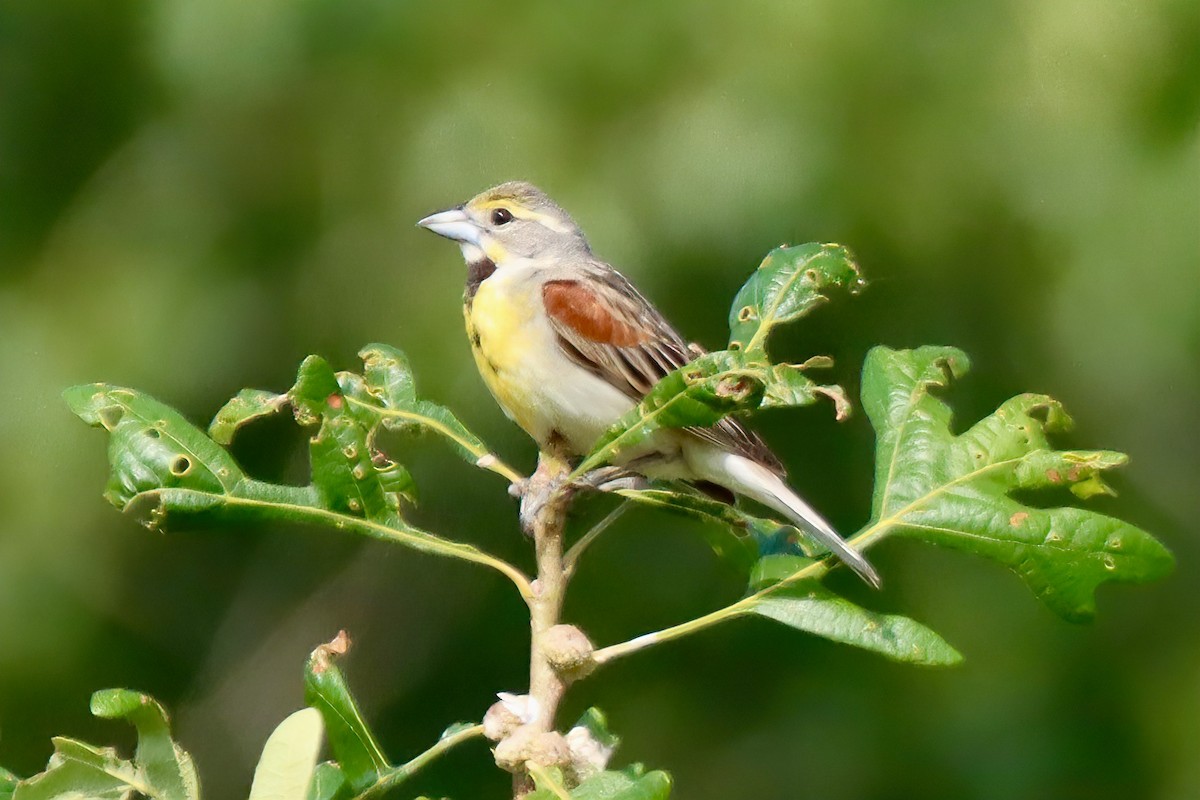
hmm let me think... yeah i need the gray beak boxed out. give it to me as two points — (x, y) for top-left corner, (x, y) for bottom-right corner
(417, 207), (483, 247)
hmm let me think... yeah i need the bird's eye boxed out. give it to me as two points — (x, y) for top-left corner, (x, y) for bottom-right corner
(491, 208), (513, 226)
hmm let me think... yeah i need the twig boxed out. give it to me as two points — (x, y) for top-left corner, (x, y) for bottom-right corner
(563, 502), (630, 580)
(590, 557), (832, 666)
(355, 723), (486, 799)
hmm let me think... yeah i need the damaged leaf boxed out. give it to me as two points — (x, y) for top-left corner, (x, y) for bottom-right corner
(857, 346), (1174, 621)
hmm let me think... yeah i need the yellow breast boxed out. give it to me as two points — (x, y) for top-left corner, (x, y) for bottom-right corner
(464, 276), (543, 433)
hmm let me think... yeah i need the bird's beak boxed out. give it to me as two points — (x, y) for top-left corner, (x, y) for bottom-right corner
(417, 207), (483, 247)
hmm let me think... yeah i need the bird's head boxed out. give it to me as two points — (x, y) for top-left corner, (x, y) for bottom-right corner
(418, 181), (589, 265)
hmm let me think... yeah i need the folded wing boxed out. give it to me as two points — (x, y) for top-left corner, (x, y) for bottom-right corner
(541, 265), (785, 475)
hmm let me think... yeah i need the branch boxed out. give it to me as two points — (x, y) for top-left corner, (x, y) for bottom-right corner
(65, 382), (536, 603)
(135, 483), (535, 602)
(591, 560), (831, 666)
(355, 724), (486, 800)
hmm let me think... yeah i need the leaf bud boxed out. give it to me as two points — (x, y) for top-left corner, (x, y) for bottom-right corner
(541, 624), (595, 679)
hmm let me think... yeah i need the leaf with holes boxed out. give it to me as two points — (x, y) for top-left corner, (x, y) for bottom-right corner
(856, 345), (1174, 621)
(574, 351), (764, 475)
(727, 243), (866, 356)
(208, 388), (287, 445)
(65, 383), (250, 526)
(67, 378), (524, 575)
(12, 690), (199, 800)
(354, 343), (498, 468)
(761, 361), (851, 420)
(289, 355), (414, 519)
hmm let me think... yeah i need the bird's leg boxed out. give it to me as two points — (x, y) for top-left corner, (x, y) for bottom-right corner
(518, 466), (574, 537)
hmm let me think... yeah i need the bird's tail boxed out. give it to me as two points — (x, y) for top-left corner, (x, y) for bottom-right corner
(718, 453), (881, 589)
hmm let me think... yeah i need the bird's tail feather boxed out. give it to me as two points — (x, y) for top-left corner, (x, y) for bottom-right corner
(718, 454), (881, 589)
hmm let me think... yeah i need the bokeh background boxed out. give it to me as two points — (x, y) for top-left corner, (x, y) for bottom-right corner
(1, 1), (1197, 798)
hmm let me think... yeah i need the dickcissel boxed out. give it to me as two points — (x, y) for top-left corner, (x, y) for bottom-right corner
(418, 182), (879, 587)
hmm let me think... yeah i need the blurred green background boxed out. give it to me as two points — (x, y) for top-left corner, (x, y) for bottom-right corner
(1, 1), (1196, 798)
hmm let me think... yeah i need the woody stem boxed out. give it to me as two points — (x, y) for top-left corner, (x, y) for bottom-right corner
(514, 449), (574, 798)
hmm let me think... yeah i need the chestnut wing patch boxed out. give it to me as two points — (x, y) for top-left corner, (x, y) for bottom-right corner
(543, 280), (648, 347)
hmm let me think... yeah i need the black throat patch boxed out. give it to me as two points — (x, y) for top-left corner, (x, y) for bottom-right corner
(465, 257), (497, 303)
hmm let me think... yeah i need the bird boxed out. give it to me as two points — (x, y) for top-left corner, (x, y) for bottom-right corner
(417, 181), (879, 587)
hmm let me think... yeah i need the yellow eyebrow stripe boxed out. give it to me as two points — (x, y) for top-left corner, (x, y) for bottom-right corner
(471, 199), (573, 233)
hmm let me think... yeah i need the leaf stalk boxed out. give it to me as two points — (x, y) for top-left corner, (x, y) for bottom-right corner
(354, 723), (486, 800)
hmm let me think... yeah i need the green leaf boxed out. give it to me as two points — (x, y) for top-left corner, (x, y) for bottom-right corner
(13, 690), (199, 800)
(290, 356), (412, 520)
(248, 708), (325, 800)
(614, 486), (817, 570)
(570, 767), (673, 800)
(527, 764), (672, 800)
(761, 362), (851, 421)
(90, 690), (200, 800)
(64, 383), (245, 515)
(749, 554), (818, 590)
(208, 388), (287, 445)
(574, 351), (763, 475)
(356, 343), (499, 468)
(1, 767), (19, 800)
(527, 765), (573, 800)
(748, 562), (962, 666)
(67, 376), (528, 590)
(12, 739), (134, 800)
(303, 633), (388, 794)
(727, 242), (866, 356)
(859, 345), (1174, 621)
(306, 763), (347, 800)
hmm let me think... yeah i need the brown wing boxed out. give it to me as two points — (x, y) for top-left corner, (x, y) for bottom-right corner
(542, 265), (785, 476)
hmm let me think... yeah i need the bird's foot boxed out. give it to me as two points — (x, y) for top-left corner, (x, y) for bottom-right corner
(519, 455), (574, 537)
(574, 466), (650, 494)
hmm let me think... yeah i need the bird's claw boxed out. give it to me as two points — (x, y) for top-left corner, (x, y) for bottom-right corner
(574, 466), (648, 493)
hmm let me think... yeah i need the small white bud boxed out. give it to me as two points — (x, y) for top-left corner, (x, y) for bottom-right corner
(566, 725), (615, 779)
(498, 692), (540, 723)
(484, 693), (541, 741)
